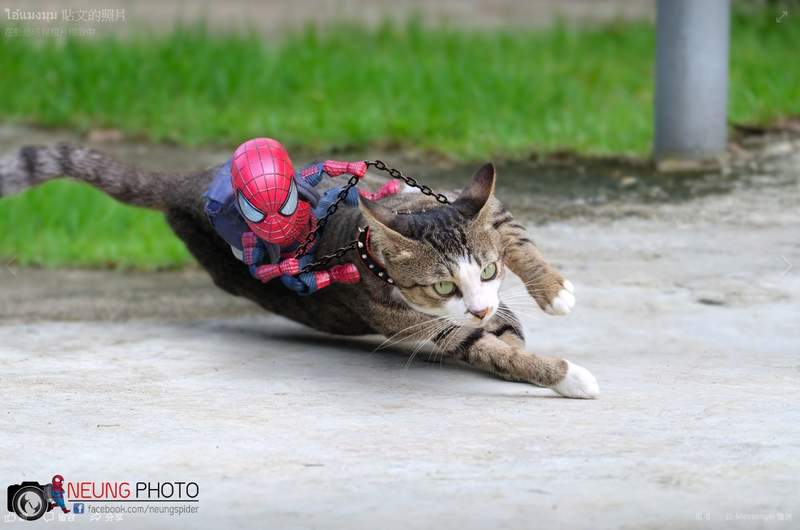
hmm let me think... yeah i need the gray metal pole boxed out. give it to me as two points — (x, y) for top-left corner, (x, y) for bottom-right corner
(654, 0), (730, 160)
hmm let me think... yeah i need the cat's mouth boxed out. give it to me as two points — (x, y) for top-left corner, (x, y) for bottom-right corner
(459, 308), (497, 329)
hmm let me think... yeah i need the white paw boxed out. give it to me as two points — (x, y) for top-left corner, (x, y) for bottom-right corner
(402, 182), (422, 194)
(551, 360), (599, 399)
(545, 279), (575, 315)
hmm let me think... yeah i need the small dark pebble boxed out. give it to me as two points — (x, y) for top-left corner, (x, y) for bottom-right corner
(698, 298), (726, 306)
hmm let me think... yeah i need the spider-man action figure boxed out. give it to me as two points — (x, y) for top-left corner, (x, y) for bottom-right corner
(204, 138), (400, 294)
(48, 475), (70, 513)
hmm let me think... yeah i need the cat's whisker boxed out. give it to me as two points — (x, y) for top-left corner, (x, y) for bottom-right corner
(518, 278), (558, 287)
(502, 287), (553, 298)
(436, 325), (463, 364)
(494, 304), (540, 325)
(496, 308), (541, 324)
(427, 323), (460, 364)
(500, 292), (553, 303)
(405, 320), (452, 369)
(379, 324), (445, 354)
(494, 311), (524, 325)
(374, 316), (449, 352)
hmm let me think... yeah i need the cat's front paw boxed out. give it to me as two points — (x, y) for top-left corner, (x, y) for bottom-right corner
(551, 360), (599, 399)
(544, 279), (575, 316)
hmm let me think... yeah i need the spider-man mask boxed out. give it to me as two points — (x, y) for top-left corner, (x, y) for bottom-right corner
(230, 138), (311, 246)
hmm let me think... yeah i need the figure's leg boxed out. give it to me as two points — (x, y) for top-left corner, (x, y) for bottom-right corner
(311, 264), (360, 291)
(493, 208), (575, 315)
(359, 179), (402, 201)
(54, 493), (70, 513)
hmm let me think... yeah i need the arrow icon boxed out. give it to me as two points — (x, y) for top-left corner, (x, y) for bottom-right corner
(782, 255), (793, 276)
(777, 9), (788, 23)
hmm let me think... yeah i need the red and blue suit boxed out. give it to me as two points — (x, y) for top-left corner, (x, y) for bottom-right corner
(204, 138), (399, 294)
(49, 475), (70, 513)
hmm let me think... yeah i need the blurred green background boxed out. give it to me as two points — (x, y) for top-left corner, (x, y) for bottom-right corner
(0, 5), (798, 268)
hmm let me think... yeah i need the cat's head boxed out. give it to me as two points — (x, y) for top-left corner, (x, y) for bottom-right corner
(360, 163), (503, 329)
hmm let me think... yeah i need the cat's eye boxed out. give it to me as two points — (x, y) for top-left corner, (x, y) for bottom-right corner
(481, 262), (498, 281)
(433, 281), (456, 296)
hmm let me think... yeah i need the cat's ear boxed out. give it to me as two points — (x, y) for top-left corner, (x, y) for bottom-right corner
(359, 196), (418, 258)
(453, 163), (496, 219)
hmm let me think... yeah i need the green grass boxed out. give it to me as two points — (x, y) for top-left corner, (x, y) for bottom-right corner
(0, 10), (798, 267)
(0, 181), (192, 268)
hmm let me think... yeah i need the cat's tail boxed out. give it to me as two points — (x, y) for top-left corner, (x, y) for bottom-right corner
(0, 143), (207, 211)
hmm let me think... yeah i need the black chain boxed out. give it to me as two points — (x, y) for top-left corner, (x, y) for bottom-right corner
(366, 160), (450, 204)
(298, 239), (359, 274)
(294, 174), (360, 259)
(294, 161), (447, 274)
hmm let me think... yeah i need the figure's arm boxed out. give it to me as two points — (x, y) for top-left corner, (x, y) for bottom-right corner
(322, 160), (368, 178)
(241, 232), (300, 283)
(299, 160), (367, 186)
(300, 160), (402, 201)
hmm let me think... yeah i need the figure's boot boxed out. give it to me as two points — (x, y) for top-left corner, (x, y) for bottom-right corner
(313, 264), (360, 290)
(359, 179), (401, 201)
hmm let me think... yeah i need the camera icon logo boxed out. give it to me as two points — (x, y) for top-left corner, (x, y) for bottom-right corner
(6, 483), (48, 521)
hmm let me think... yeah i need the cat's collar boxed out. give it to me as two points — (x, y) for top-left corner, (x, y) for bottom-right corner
(357, 226), (395, 286)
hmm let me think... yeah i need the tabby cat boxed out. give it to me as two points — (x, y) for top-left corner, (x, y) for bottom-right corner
(0, 144), (598, 398)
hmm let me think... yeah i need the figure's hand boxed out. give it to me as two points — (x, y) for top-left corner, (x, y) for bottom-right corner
(278, 258), (301, 276)
(323, 160), (368, 179)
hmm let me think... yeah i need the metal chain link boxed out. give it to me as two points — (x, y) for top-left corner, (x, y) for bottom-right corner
(294, 174), (360, 259)
(366, 160), (450, 204)
(298, 240), (359, 274)
(294, 161), (448, 274)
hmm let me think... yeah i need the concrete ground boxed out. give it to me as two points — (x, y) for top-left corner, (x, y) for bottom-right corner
(1, 138), (799, 528)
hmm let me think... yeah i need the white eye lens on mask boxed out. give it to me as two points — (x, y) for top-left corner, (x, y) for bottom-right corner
(280, 180), (298, 216)
(237, 191), (265, 223)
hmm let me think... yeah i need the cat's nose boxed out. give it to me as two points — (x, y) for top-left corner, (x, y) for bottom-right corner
(468, 307), (489, 320)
